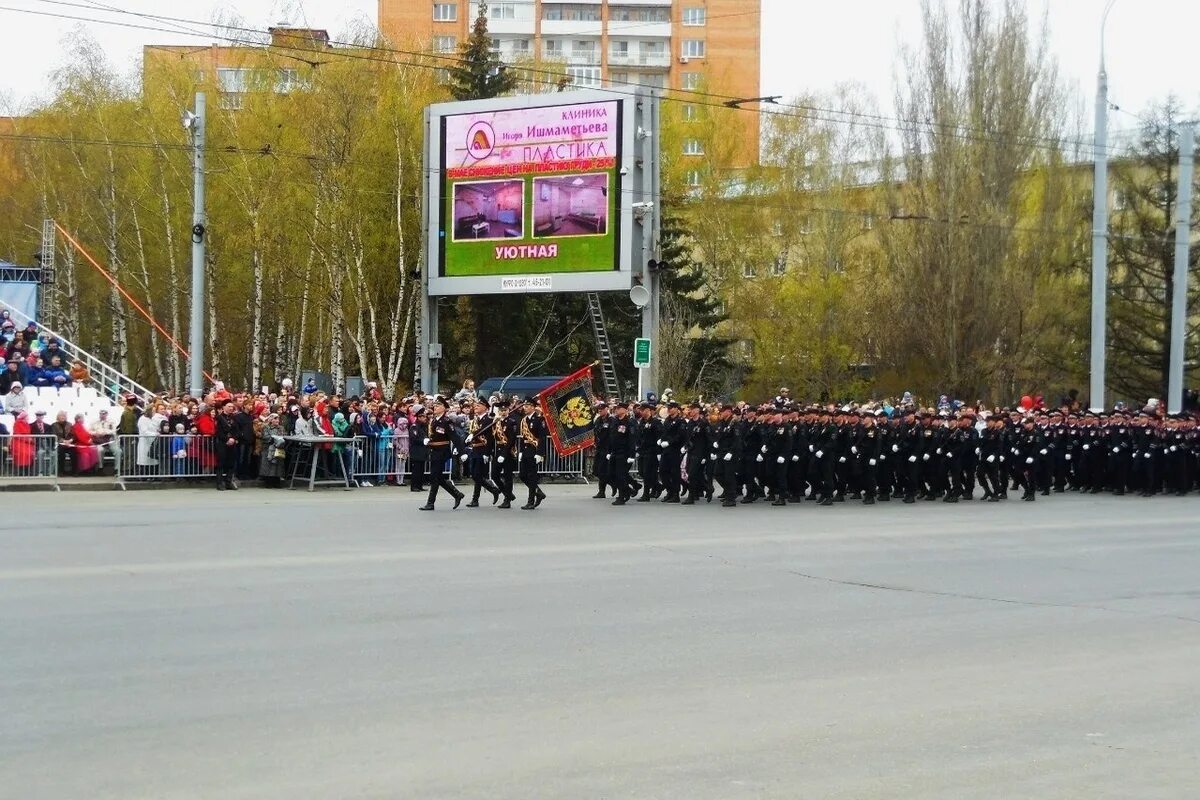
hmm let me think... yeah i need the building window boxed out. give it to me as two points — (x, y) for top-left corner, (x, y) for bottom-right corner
(490, 2), (516, 20)
(1113, 188), (1129, 211)
(611, 7), (669, 23)
(435, 68), (452, 84)
(433, 3), (457, 21)
(742, 263), (757, 279)
(217, 68), (249, 108)
(433, 35), (457, 53)
(683, 39), (706, 58)
(681, 72), (701, 90)
(610, 40), (629, 60)
(861, 213), (875, 231)
(275, 68), (303, 93)
(567, 66), (601, 87)
(685, 169), (701, 188)
(682, 104), (697, 121)
(683, 7), (707, 26)
(682, 138), (704, 156)
(545, 4), (600, 21)
(799, 215), (813, 235)
(544, 39), (563, 57)
(638, 73), (665, 89)
(771, 252), (788, 276)
(511, 38), (530, 55)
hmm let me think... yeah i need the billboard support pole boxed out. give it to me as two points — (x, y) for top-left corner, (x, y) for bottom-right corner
(419, 107), (438, 395)
(637, 89), (662, 401)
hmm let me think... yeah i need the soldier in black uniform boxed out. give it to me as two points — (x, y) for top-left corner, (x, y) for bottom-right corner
(518, 397), (547, 510)
(636, 403), (662, 501)
(419, 398), (465, 511)
(658, 402), (686, 503)
(1014, 416), (1043, 501)
(681, 402), (711, 504)
(713, 405), (742, 507)
(463, 398), (502, 507)
(591, 402), (613, 499)
(608, 403), (637, 505)
(490, 398), (520, 509)
(855, 411), (884, 504)
(739, 407), (763, 503)
(764, 409), (792, 506)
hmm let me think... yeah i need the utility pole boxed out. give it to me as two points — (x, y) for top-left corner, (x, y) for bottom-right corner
(1090, 0), (1118, 412)
(187, 92), (207, 396)
(1168, 125), (1194, 414)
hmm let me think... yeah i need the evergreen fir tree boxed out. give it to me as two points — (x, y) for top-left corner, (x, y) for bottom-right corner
(447, 2), (518, 102)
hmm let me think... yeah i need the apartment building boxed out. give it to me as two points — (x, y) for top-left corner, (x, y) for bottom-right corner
(379, 0), (762, 164)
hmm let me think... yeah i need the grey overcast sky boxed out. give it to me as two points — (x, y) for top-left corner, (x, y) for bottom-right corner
(1, 0), (1197, 127)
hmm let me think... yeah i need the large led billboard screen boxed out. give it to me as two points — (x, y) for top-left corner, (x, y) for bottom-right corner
(425, 91), (641, 296)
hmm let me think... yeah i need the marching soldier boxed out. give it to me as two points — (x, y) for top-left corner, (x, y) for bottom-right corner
(464, 398), (502, 507)
(681, 402), (712, 505)
(518, 397), (547, 510)
(491, 398), (520, 509)
(658, 402), (685, 503)
(714, 405), (742, 507)
(609, 403), (637, 505)
(419, 398), (465, 511)
(636, 402), (662, 501)
(591, 402), (613, 499)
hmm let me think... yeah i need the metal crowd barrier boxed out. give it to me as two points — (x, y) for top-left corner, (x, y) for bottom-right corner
(348, 437), (412, 486)
(0, 434), (61, 488)
(347, 436), (588, 486)
(115, 434), (218, 488)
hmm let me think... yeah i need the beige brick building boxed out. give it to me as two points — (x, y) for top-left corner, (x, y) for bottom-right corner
(379, 0), (762, 165)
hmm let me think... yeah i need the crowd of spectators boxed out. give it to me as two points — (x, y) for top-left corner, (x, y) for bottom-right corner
(23, 376), (489, 488)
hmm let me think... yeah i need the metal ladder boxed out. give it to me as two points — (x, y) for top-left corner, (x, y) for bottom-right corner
(586, 293), (621, 401)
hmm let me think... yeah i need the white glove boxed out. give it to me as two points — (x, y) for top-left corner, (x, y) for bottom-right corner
(1144, 452), (1151, 459)
(755, 454), (763, 463)
(712, 442), (719, 450)
(604, 454), (610, 461)
(986, 455), (995, 463)
(498, 456), (505, 464)
(851, 446), (858, 455)
(838, 456), (846, 463)
(868, 459), (876, 466)
(681, 447), (688, 455)
(1083, 444), (1090, 451)
(880, 455), (887, 461)
(534, 455), (543, 464)
(1000, 456), (1006, 463)
(975, 448), (981, 456)
(1065, 454), (1071, 461)
(1025, 457), (1034, 464)
(922, 453), (930, 461)
(1170, 446), (1177, 453)
(776, 456), (785, 464)
(175, 450), (186, 458)
(422, 438), (430, 446)
(908, 455), (917, 463)
(815, 450), (823, 459)
(483, 456), (490, 464)
(892, 444), (899, 453)
(459, 454), (469, 462)
(1039, 449), (1048, 456)
(791, 455), (799, 462)
(808, 444), (814, 453)
(627, 457), (635, 464)
(658, 440), (667, 448)
(935, 448), (942, 455)
(761, 445), (768, 454)
(723, 453), (732, 462)
(1112, 447), (1119, 454)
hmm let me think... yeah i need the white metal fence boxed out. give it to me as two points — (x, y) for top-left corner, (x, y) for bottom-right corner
(0, 434), (61, 487)
(99, 433), (589, 489)
(115, 434), (219, 487)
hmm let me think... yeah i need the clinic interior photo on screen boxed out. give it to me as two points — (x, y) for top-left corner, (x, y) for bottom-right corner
(533, 173), (609, 238)
(452, 179), (525, 241)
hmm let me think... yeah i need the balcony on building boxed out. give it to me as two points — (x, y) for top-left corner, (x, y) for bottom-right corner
(608, 40), (671, 69)
(607, 4), (672, 38)
(487, 0), (536, 35)
(541, 2), (603, 36)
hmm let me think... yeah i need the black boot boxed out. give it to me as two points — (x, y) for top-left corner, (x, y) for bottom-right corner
(467, 487), (482, 508)
(535, 488), (546, 507)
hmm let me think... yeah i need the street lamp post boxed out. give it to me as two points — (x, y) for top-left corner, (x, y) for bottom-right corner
(1090, 0), (1118, 412)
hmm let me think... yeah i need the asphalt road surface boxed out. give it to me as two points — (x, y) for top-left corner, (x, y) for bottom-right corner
(2, 487), (1199, 799)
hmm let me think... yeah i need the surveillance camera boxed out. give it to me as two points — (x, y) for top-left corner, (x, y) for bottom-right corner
(619, 166), (629, 175)
(632, 201), (654, 212)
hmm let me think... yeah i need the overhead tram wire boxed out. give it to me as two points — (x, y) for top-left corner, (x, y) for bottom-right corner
(14, 0), (1126, 159)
